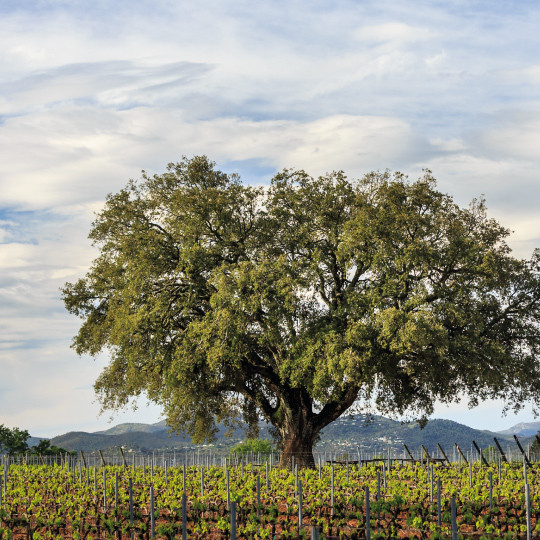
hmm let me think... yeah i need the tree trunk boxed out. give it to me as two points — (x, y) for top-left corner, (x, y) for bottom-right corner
(271, 388), (358, 469)
(279, 417), (318, 469)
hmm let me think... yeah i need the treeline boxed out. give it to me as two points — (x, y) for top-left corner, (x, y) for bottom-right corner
(0, 424), (73, 456)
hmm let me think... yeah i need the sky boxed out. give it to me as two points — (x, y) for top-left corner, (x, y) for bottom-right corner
(1, 0), (540, 438)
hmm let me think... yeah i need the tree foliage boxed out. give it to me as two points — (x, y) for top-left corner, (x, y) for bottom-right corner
(31, 439), (71, 456)
(0, 425), (30, 454)
(62, 156), (540, 466)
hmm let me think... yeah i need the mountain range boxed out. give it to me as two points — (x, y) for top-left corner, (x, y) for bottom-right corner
(37, 415), (540, 456)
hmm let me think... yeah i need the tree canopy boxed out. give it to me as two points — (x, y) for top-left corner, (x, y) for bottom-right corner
(0, 425), (69, 456)
(0, 425), (30, 454)
(31, 439), (72, 456)
(62, 156), (540, 467)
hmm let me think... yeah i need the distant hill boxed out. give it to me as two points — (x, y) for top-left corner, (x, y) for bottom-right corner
(315, 415), (515, 454)
(95, 422), (167, 436)
(47, 414), (523, 455)
(50, 421), (258, 453)
(27, 436), (45, 448)
(496, 421), (540, 438)
(51, 430), (187, 453)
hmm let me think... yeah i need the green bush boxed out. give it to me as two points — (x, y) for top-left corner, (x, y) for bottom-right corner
(230, 438), (274, 457)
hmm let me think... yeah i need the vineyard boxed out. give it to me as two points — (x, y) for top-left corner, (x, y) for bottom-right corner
(1, 456), (539, 539)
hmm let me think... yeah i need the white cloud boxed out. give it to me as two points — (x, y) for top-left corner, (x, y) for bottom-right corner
(0, 61), (212, 116)
(0, 108), (432, 209)
(498, 65), (540, 85)
(471, 112), (540, 162)
(354, 22), (433, 44)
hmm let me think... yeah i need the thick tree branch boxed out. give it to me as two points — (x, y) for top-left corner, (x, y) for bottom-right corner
(314, 385), (360, 430)
(239, 380), (277, 421)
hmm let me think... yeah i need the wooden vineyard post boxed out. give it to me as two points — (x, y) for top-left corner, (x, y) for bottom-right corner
(525, 483), (532, 540)
(119, 447), (128, 468)
(403, 444), (415, 463)
(451, 497), (457, 540)
(182, 492), (187, 540)
(489, 471), (493, 517)
(230, 501), (237, 540)
(472, 441), (489, 466)
(493, 437), (508, 463)
(331, 463), (335, 517)
(437, 478), (442, 527)
(129, 477), (134, 540)
(430, 464), (434, 503)
(256, 475), (261, 517)
(226, 468), (230, 510)
(182, 464), (186, 492)
(98, 449), (106, 467)
(514, 435), (532, 468)
(103, 469), (107, 512)
(298, 479), (303, 532)
(311, 525), (320, 539)
(454, 443), (468, 464)
(365, 486), (371, 540)
(437, 443), (450, 464)
(149, 485), (155, 539)
(200, 467), (204, 497)
(377, 469), (382, 523)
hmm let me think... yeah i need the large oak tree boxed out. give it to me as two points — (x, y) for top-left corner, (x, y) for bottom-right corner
(63, 156), (540, 467)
